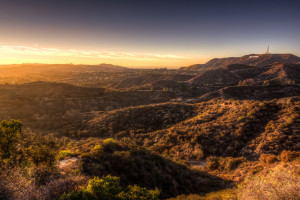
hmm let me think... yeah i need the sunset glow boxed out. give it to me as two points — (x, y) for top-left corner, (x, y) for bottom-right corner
(0, 45), (191, 67)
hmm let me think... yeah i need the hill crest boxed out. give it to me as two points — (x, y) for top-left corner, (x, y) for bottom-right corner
(182, 53), (300, 71)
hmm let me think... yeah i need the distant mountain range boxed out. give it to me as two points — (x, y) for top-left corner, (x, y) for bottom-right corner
(181, 54), (300, 71)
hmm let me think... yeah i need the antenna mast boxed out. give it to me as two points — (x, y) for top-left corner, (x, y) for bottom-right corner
(266, 45), (269, 54)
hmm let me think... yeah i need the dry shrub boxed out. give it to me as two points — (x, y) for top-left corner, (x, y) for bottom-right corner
(238, 164), (300, 200)
(280, 150), (300, 162)
(168, 189), (237, 200)
(0, 168), (88, 200)
(206, 156), (246, 171)
(259, 154), (277, 165)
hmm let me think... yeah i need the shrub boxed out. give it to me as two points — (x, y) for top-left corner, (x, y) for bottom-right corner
(192, 147), (204, 160)
(103, 138), (117, 146)
(27, 145), (56, 168)
(259, 154), (277, 165)
(59, 190), (94, 200)
(206, 156), (246, 171)
(57, 150), (76, 160)
(279, 150), (300, 162)
(119, 185), (160, 200)
(206, 156), (219, 170)
(219, 157), (246, 171)
(59, 175), (160, 200)
(0, 120), (23, 159)
(168, 189), (237, 200)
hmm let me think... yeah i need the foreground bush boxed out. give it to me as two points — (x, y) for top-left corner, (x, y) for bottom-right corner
(59, 175), (160, 200)
(238, 164), (300, 200)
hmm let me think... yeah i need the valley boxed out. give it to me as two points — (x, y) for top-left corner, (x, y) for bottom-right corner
(0, 54), (299, 199)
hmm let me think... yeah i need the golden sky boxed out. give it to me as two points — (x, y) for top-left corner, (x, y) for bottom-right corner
(0, 45), (202, 68)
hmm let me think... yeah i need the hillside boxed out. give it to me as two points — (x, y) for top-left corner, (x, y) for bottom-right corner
(0, 82), (177, 137)
(112, 74), (195, 89)
(72, 97), (300, 161)
(188, 68), (240, 86)
(77, 139), (227, 198)
(181, 54), (300, 71)
(187, 63), (300, 87)
(133, 98), (300, 160)
(196, 85), (300, 101)
(83, 103), (198, 137)
(255, 63), (300, 84)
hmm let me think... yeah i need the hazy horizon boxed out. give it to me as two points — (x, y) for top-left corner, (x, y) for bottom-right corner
(0, 51), (299, 69)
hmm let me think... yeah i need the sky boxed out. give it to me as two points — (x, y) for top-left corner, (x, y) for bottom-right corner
(0, 0), (299, 68)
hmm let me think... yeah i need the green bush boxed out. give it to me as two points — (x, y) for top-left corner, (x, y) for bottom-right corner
(0, 120), (23, 159)
(59, 175), (160, 200)
(119, 185), (160, 200)
(59, 190), (94, 200)
(103, 138), (117, 146)
(27, 145), (56, 168)
(57, 150), (76, 160)
(87, 175), (122, 199)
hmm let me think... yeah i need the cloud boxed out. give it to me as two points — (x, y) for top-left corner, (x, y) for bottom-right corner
(0, 45), (189, 62)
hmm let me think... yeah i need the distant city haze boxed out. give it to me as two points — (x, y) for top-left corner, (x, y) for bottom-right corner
(0, 0), (299, 67)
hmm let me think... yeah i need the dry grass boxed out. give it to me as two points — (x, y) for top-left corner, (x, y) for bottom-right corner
(0, 168), (88, 200)
(238, 163), (300, 200)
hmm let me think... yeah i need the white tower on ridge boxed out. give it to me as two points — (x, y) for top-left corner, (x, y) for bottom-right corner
(265, 45), (270, 54)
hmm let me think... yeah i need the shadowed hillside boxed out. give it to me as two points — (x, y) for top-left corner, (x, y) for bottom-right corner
(78, 139), (227, 198)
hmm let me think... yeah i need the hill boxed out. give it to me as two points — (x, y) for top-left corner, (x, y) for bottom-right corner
(0, 82), (177, 137)
(188, 68), (240, 86)
(112, 74), (194, 89)
(72, 97), (300, 161)
(255, 63), (300, 84)
(78, 139), (227, 198)
(196, 85), (300, 101)
(83, 103), (198, 137)
(181, 54), (300, 71)
(187, 63), (300, 87)
(133, 98), (300, 160)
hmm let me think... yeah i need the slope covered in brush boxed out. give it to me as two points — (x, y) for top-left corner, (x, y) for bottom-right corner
(125, 98), (300, 160)
(84, 103), (198, 137)
(74, 138), (227, 198)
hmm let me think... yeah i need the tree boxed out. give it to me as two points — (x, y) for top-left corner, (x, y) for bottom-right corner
(0, 120), (23, 159)
(27, 144), (56, 168)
